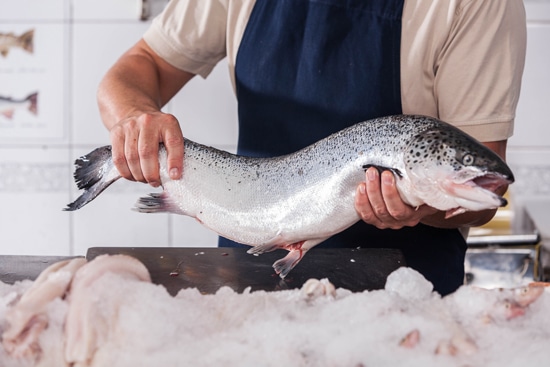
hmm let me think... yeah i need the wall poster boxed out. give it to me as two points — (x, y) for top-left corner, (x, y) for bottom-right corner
(0, 23), (66, 143)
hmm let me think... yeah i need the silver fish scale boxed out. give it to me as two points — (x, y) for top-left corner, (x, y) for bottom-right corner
(159, 115), (439, 245)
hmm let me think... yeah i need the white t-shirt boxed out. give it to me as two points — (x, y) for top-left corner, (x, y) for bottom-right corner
(143, 0), (526, 142)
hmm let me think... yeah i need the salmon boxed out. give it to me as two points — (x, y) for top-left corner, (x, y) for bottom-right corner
(65, 115), (514, 277)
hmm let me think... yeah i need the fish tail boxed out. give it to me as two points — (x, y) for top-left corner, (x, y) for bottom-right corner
(134, 192), (179, 214)
(64, 146), (120, 211)
(26, 92), (38, 115)
(19, 29), (34, 54)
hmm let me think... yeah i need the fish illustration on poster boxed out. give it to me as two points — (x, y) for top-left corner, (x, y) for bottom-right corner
(0, 92), (38, 120)
(0, 29), (34, 57)
(0, 24), (65, 142)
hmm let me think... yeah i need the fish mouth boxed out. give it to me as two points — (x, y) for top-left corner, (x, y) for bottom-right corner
(442, 171), (513, 218)
(471, 173), (513, 206)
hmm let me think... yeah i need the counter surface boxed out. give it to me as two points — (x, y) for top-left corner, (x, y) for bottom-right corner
(0, 248), (406, 295)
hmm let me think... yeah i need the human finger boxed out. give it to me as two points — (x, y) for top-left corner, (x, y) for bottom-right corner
(355, 182), (384, 228)
(364, 167), (394, 223)
(379, 170), (411, 221)
(137, 118), (161, 187)
(109, 121), (134, 181)
(123, 119), (146, 183)
(159, 115), (184, 180)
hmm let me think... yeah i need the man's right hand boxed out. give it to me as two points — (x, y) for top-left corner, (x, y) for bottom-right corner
(109, 111), (184, 187)
(98, 38), (194, 188)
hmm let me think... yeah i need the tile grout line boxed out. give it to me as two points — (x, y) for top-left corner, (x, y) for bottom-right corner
(67, 0), (76, 256)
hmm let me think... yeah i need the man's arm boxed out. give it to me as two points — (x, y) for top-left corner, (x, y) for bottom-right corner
(97, 39), (195, 186)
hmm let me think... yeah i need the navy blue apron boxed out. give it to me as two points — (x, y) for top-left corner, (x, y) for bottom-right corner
(221, 0), (466, 295)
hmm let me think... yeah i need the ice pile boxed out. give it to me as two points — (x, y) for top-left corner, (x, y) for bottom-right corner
(1, 255), (549, 367)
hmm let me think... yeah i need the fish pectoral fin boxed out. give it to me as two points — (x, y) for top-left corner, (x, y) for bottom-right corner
(445, 207), (467, 219)
(362, 164), (403, 178)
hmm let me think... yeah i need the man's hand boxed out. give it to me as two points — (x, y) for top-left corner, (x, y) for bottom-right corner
(354, 167), (437, 229)
(97, 38), (195, 188)
(109, 111), (184, 187)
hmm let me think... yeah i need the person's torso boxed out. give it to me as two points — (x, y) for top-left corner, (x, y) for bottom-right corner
(234, 0), (404, 157)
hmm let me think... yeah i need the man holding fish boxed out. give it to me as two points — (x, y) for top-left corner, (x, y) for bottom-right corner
(94, 0), (526, 295)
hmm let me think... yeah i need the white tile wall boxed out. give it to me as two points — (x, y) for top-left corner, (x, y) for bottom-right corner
(1, 0), (237, 256)
(71, 22), (151, 146)
(0, 147), (71, 255)
(0, 0), (549, 256)
(0, 0), (67, 21)
(168, 65), (238, 149)
(73, 0), (143, 21)
(509, 24), (550, 148)
(508, 0), (550, 210)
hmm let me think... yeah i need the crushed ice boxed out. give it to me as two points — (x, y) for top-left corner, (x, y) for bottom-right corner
(1, 262), (549, 367)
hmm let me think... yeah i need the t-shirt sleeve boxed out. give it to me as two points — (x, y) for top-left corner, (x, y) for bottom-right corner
(401, 0), (527, 142)
(143, 0), (228, 78)
(434, 0), (527, 142)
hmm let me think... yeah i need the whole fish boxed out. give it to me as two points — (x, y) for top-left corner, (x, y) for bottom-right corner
(0, 29), (34, 57)
(0, 92), (38, 119)
(65, 115), (514, 277)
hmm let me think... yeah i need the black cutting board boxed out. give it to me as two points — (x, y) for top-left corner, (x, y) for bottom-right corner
(86, 247), (405, 295)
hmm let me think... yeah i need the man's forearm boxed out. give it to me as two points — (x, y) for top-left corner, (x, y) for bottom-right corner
(98, 53), (163, 130)
(97, 39), (195, 130)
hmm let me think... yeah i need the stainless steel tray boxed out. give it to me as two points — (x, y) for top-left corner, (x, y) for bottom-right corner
(465, 247), (540, 288)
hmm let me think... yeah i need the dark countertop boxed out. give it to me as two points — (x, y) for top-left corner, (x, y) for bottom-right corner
(0, 255), (84, 285)
(1, 247), (406, 295)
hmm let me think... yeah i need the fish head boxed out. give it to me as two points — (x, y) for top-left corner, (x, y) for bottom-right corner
(403, 124), (514, 216)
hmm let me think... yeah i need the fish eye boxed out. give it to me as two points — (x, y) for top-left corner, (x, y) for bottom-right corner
(462, 153), (475, 166)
